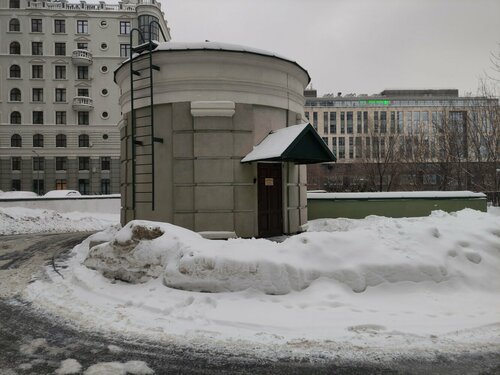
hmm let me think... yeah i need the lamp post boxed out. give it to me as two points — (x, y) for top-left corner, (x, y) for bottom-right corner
(32, 149), (40, 195)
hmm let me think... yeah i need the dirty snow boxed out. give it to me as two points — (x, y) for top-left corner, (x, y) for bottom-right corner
(83, 361), (153, 375)
(55, 359), (82, 375)
(0, 207), (119, 235)
(23, 208), (500, 360)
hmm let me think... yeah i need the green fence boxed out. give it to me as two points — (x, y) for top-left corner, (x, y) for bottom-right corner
(307, 192), (487, 220)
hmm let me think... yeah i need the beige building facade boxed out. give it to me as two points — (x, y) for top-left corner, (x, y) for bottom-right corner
(115, 42), (334, 237)
(305, 89), (499, 192)
(0, 0), (170, 194)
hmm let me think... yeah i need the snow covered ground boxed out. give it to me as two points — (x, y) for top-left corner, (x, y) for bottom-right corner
(0, 207), (119, 235)
(22, 208), (500, 361)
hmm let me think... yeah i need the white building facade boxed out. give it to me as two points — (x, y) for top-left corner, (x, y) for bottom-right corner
(0, 0), (170, 194)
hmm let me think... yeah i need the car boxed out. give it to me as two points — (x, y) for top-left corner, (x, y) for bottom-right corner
(44, 190), (82, 198)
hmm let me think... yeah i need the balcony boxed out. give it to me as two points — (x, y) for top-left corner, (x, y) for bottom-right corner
(72, 96), (93, 111)
(72, 49), (93, 65)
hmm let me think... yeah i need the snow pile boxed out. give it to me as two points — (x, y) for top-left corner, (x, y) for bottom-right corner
(0, 191), (38, 198)
(24, 208), (500, 358)
(0, 207), (119, 235)
(84, 210), (500, 295)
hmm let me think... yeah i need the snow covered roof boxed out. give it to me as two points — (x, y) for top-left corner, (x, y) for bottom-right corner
(307, 191), (487, 200)
(241, 123), (336, 164)
(115, 41), (310, 83)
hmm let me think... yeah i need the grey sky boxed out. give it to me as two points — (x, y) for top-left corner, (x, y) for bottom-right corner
(159, 0), (499, 96)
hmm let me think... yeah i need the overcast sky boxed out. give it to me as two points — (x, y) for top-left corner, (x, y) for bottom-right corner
(117, 0), (500, 96)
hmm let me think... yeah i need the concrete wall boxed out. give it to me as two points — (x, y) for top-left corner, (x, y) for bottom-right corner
(0, 195), (120, 214)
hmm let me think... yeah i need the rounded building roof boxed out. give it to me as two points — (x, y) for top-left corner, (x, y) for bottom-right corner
(115, 41), (310, 83)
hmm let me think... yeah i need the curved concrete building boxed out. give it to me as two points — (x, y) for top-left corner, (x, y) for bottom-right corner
(114, 42), (334, 237)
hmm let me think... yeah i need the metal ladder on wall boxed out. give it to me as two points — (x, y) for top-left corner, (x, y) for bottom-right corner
(127, 22), (167, 215)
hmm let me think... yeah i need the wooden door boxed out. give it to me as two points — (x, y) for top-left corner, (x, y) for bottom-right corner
(258, 163), (283, 237)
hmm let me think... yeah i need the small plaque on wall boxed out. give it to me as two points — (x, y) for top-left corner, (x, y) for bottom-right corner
(264, 178), (274, 186)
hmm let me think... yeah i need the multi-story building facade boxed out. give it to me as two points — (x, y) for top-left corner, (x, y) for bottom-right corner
(0, 0), (170, 195)
(305, 89), (499, 193)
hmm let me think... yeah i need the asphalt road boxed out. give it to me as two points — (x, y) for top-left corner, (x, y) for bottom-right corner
(0, 232), (499, 375)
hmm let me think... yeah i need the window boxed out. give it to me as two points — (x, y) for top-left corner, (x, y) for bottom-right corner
(346, 112), (353, 134)
(33, 111), (44, 124)
(55, 65), (66, 79)
(120, 21), (131, 35)
(329, 112), (337, 133)
(77, 20), (88, 34)
(101, 179), (111, 195)
(357, 112), (362, 134)
(101, 157), (111, 171)
(10, 88), (21, 102)
(12, 180), (21, 191)
(374, 111), (379, 133)
(79, 134), (90, 147)
(323, 112), (328, 134)
(32, 88), (43, 102)
(55, 88), (66, 102)
(380, 111), (387, 133)
(77, 42), (88, 50)
(54, 19), (65, 33)
(54, 42), (66, 56)
(397, 111), (404, 133)
(78, 112), (89, 125)
(10, 41), (20, 54)
(340, 112), (345, 134)
(31, 19), (42, 32)
(304, 111), (309, 120)
(390, 111), (396, 133)
(77, 88), (89, 97)
(100, 42), (108, 50)
(10, 0), (20, 8)
(11, 134), (22, 147)
(363, 112), (368, 134)
(312, 112), (318, 131)
(56, 179), (67, 190)
(355, 137), (362, 159)
(56, 134), (67, 147)
(33, 134), (44, 147)
(77, 66), (89, 80)
(120, 44), (130, 58)
(321, 137), (329, 146)
(79, 157), (90, 171)
(33, 180), (44, 195)
(138, 15), (159, 43)
(56, 111), (67, 125)
(78, 179), (90, 195)
(12, 157), (21, 171)
(10, 64), (21, 78)
(331, 137), (337, 157)
(101, 88), (109, 96)
(348, 137), (354, 159)
(11, 112), (21, 124)
(338, 137), (345, 159)
(9, 19), (20, 32)
(33, 157), (45, 171)
(100, 20), (108, 28)
(32, 41), (43, 55)
(56, 157), (67, 171)
(32, 65), (43, 79)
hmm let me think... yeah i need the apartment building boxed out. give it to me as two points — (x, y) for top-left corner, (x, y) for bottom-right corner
(0, 0), (170, 195)
(305, 89), (499, 192)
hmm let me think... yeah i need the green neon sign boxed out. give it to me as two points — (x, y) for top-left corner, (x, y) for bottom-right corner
(358, 100), (391, 105)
